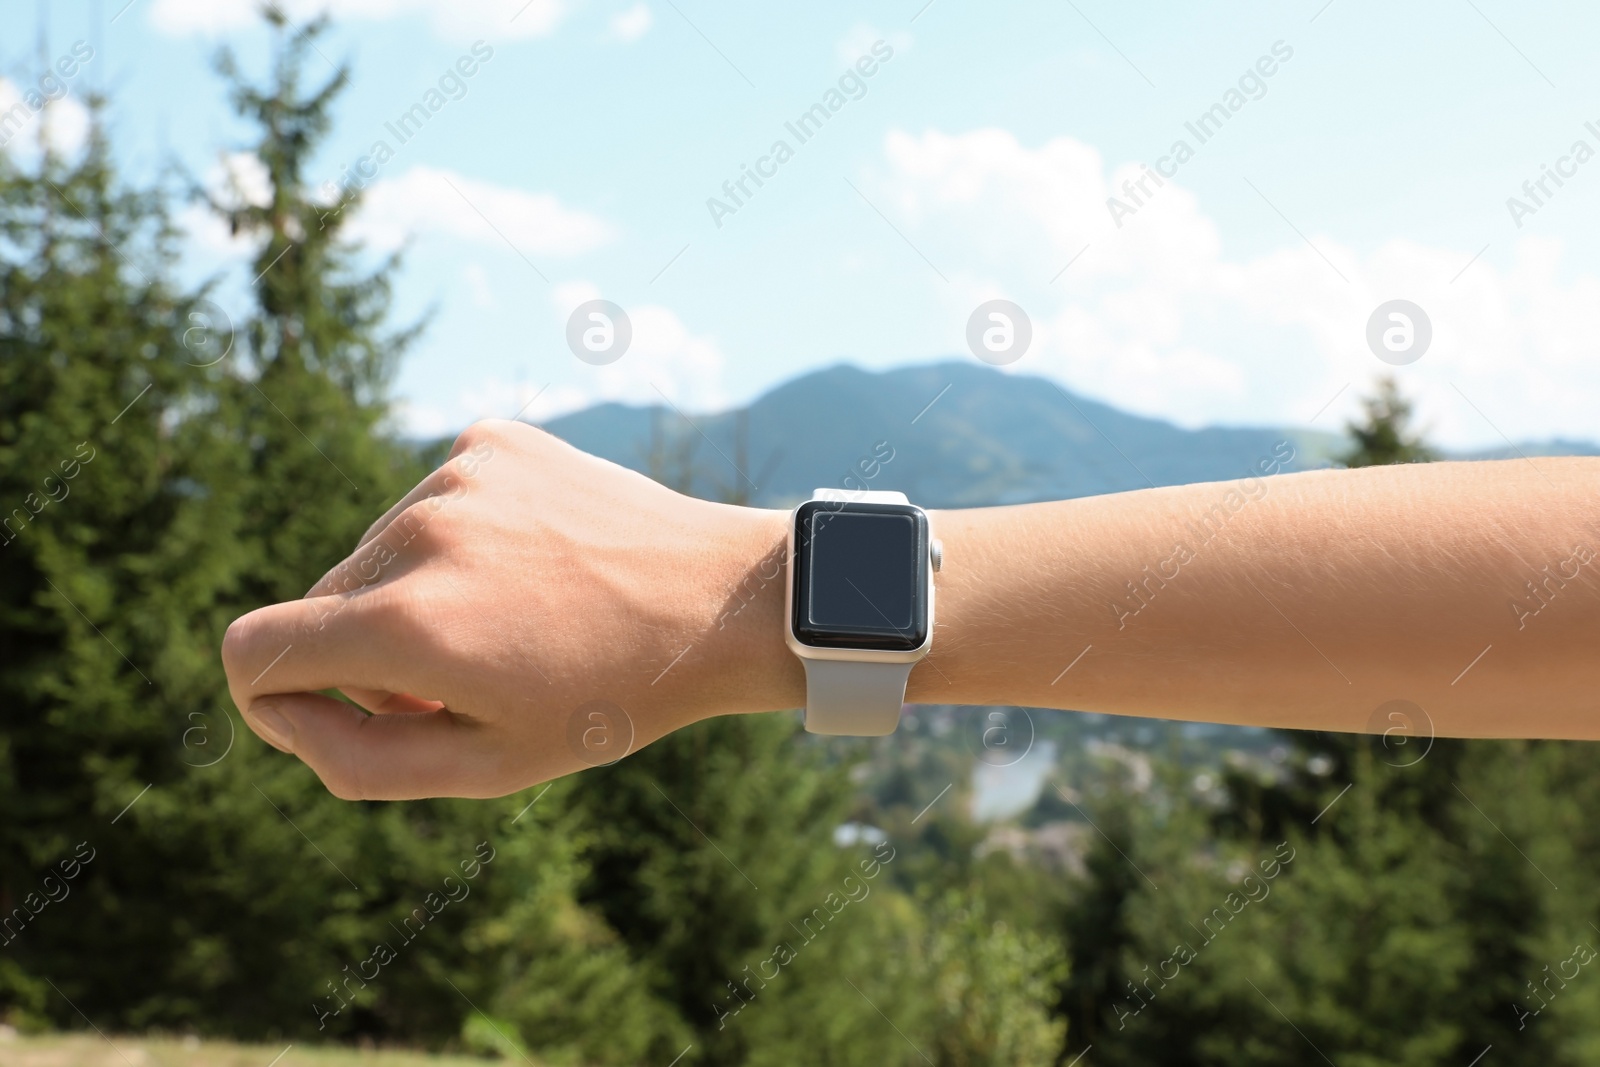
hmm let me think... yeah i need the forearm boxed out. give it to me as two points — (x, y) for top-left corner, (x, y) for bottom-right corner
(900, 458), (1600, 737)
(222, 422), (1600, 802)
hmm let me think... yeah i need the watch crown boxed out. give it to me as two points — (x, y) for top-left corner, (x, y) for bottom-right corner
(930, 539), (943, 572)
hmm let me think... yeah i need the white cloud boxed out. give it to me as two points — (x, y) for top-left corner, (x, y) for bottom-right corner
(835, 24), (910, 67)
(463, 262), (495, 307)
(177, 158), (608, 265)
(0, 79), (91, 160)
(149, 0), (565, 40)
(609, 2), (652, 42)
(408, 379), (590, 435)
(176, 152), (275, 258)
(215, 151), (273, 209)
(871, 127), (1600, 448)
(548, 281), (728, 413)
(392, 282), (728, 436)
(394, 378), (553, 438)
(147, 0), (253, 35)
(41, 96), (90, 157)
(346, 166), (615, 257)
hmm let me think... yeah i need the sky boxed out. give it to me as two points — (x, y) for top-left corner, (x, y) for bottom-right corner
(7, 0), (1600, 448)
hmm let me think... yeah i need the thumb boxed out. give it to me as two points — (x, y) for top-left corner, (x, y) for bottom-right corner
(243, 693), (497, 801)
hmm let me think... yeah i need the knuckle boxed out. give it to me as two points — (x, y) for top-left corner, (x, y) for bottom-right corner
(358, 510), (392, 549)
(449, 419), (512, 459)
(449, 418), (545, 463)
(367, 581), (444, 656)
(378, 499), (455, 557)
(220, 613), (258, 677)
(317, 762), (367, 802)
(309, 556), (362, 599)
(430, 464), (475, 505)
(448, 423), (488, 457)
(317, 726), (374, 801)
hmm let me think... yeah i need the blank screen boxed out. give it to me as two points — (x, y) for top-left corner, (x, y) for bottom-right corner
(806, 511), (916, 631)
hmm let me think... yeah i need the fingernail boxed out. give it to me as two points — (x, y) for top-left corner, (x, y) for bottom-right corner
(247, 702), (295, 753)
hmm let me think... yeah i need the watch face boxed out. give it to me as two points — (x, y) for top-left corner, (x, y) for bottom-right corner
(792, 500), (929, 650)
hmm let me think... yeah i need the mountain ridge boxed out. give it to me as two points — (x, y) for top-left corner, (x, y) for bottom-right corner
(539, 361), (1597, 507)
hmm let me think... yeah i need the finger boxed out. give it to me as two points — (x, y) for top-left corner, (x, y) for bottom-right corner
(242, 693), (504, 800)
(339, 686), (446, 716)
(221, 590), (434, 713)
(306, 422), (513, 600)
(356, 464), (465, 552)
(344, 422), (502, 561)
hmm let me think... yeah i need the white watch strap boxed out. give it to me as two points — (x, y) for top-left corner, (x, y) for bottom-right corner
(810, 488), (908, 505)
(800, 487), (915, 737)
(802, 658), (912, 736)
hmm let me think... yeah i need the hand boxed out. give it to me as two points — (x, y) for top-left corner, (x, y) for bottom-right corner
(221, 420), (796, 800)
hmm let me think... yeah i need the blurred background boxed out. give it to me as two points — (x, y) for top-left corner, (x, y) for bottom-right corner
(5, 2), (1600, 1065)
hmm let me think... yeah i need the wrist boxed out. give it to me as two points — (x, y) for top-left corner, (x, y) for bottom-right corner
(674, 504), (803, 721)
(683, 502), (980, 722)
(907, 507), (975, 706)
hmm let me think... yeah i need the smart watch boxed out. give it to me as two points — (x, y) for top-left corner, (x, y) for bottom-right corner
(785, 489), (940, 736)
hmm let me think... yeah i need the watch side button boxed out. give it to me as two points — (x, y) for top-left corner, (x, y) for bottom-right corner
(930, 539), (943, 572)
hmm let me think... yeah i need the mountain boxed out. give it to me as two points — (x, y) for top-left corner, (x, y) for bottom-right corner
(537, 360), (1600, 823)
(1457, 439), (1600, 460)
(541, 361), (1600, 506)
(541, 361), (1346, 508)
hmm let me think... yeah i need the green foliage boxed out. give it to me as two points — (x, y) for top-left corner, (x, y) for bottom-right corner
(569, 712), (925, 1066)
(564, 712), (1070, 1067)
(0, 17), (650, 1056)
(921, 892), (1065, 1067)
(1045, 382), (1600, 1064)
(1048, 739), (1600, 1065)
(2, 17), (1065, 1066)
(1338, 375), (1437, 468)
(210, 15), (427, 602)
(18, 15), (1600, 1067)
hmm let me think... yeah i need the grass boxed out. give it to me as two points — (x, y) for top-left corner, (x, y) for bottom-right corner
(0, 1032), (508, 1067)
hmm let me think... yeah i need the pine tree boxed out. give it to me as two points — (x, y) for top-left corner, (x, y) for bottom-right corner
(564, 423), (940, 1065)
(1054, 800), (1144, 1057)
(0, 85), (255, 1022)
(0, 18), (662, 1053)
(1338, 375), (1437, 468)
(1114, 378), (1561, 1064)
(569, 713), (934, 1066)
(209, 10), (427, 603)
